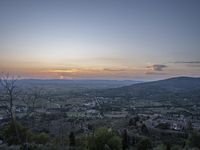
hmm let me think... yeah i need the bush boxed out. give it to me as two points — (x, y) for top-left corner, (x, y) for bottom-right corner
(33, 132), (49, 145)
(137, 137), (152, 150)
(187, 132), (200, 149)
(2, 122), (32, 145)
(2, 121), (51, 147)
(20, 143), (41, 150)
(87, 128), (122, 150)
(171, 145), (182, 150)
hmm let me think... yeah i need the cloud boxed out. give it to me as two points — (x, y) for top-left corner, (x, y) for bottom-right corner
(103, 68), (126, 72)
(48, 68), (79, 73)
(173, 61), (200, 64)
(146, 64), (168, 71)
(145, 64), (168, 75)
(172, 61), (200, 68)
(145, 72), (167, 75)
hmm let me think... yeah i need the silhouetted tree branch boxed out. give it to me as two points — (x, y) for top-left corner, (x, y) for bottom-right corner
(0, 73), (21, 143)
(22, 87), (44, 117)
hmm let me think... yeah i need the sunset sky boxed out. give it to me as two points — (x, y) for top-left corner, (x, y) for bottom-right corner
(0, 0), (200, 80)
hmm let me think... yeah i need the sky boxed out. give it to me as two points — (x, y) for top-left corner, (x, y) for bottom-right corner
(0, 0), (200, 80)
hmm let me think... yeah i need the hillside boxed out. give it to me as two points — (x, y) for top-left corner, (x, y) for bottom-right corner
(97, 77), (200, 101)
(16, 79), (141, 90)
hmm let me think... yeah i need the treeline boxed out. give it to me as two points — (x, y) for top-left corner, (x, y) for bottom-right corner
(1, 121), (200, 150)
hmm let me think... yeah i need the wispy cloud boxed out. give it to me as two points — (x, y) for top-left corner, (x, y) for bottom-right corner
(48, 68), (79, 73)
(146, 64), (168, 71)
(172, 61), (200, 68)
(103, 68), (126, 72)
(173, 61), (200, 64)
(145, 72), (167, 75)
(146, 64), (168, 75)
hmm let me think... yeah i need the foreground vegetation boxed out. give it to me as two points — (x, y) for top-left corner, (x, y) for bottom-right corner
(1, 121), (200, 150)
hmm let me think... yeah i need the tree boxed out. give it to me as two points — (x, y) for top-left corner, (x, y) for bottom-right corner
(129, 118), (135, 126)
(137, 137), (152, 150)
(22, 87), (44, 117)
(0, 73), (21, 143)
(129, 116), (140, 126)
(186, 121), (193, 131)
(153, 144), (167, 150)
(33, 132), (49, 145)
(2, 122), (32, 145)
(69, 131), (76, 147)
(141, 124), (149, 135)
(87, 128), (122, 150)
(122, 129), (128, 150)
(187, 132), (200, 149)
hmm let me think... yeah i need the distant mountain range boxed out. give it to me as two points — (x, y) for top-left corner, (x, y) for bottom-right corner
(15, 77), (200, 101)
(96, 77), (200, 101)
(17, 79), (141, 90)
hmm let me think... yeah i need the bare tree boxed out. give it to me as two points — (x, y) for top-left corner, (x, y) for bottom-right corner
(22, 87), (44, 117)
(21, 87), (44, 131)
(0, 73), (21, 142)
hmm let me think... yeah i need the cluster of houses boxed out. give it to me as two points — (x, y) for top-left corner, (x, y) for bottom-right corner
(146, 113), (200, 132)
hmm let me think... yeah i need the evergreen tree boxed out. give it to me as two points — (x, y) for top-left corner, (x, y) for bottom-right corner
(69, 131), (76, 147)
(122, 129), (128, 150)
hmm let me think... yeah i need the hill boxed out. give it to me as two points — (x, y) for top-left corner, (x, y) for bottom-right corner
(96, 77), (200, 101)
(16, 79), (141, 90)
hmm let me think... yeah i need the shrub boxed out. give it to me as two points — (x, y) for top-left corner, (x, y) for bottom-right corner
(87, 128), (122, 150)
(137, 137), (152, 150)
(33, 132), (49, 145)
(2, 122), (32, 145)
(187, 132), (200, 149)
